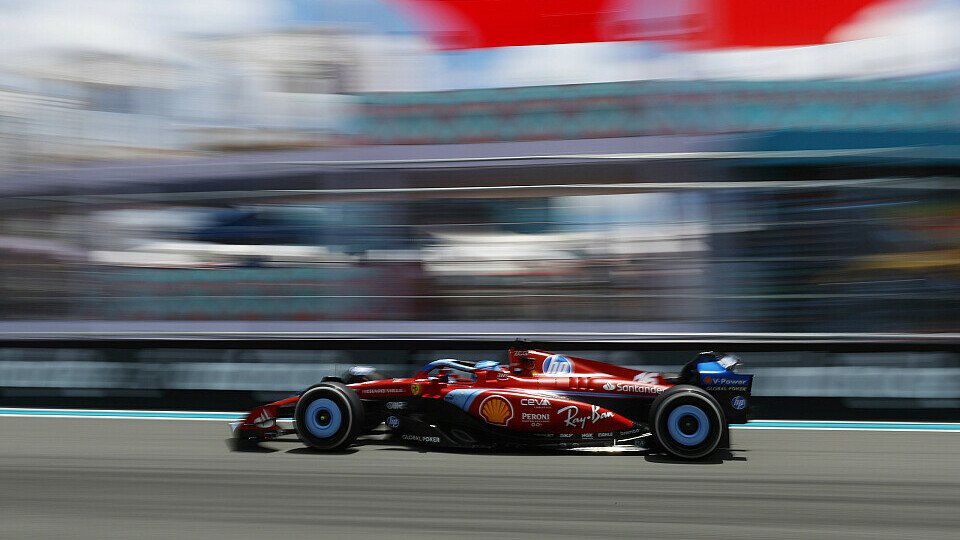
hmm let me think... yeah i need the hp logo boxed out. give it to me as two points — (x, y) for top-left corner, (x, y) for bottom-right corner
(542, 355), (574, 375)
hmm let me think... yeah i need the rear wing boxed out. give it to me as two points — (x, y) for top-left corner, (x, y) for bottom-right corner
(685, 352), (753, 424)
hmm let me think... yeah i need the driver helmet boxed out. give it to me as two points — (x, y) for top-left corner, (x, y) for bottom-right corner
(474, 360), (500, 371)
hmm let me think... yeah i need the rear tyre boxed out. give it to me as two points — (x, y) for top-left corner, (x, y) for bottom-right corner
(649, 385), (725, 460)
(718, 426), (731, 449)
(295, 382), (364, 451)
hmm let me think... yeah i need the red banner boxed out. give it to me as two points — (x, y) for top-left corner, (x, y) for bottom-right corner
(397, 0), (894, 50)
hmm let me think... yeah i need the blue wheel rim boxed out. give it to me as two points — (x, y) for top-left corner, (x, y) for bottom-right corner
(304, 398), (342, 439)
(667, 404), (710, 446)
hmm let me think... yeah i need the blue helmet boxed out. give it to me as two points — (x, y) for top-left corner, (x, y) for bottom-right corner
(474, 360), (500, 371)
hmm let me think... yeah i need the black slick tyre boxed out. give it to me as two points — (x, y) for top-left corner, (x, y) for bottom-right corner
(294, 382), (364, 451)
(649, 385), (725, 460)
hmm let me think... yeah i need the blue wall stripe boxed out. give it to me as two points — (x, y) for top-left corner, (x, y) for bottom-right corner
(735, 420), (960, 431)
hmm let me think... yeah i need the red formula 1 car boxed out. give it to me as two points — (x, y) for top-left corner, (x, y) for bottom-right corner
(232, 348), (753, 459)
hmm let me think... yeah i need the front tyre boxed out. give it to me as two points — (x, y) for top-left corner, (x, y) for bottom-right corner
(294, 382), (364, 451)
(649, 385), (725, 460)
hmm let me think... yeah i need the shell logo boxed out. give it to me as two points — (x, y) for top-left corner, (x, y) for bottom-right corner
(478, 395), (514, 426)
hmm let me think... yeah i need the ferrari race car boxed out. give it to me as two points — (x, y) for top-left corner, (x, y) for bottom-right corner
(232, 348), (753, 460)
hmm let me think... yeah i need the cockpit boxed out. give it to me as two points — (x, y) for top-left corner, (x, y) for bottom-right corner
(418, 359), (504, 383)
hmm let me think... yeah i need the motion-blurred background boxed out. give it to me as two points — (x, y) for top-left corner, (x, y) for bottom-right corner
(1, 0), (958, 417)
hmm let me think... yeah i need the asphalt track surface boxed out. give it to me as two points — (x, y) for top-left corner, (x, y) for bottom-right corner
(1, 417), (957, 539)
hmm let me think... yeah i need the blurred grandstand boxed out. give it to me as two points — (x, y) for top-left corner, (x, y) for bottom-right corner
(1, 1), (960, 333)
(2, 78), (960, 333)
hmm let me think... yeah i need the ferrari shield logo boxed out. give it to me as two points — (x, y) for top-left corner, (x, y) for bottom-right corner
(411, 383), (422, 396)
